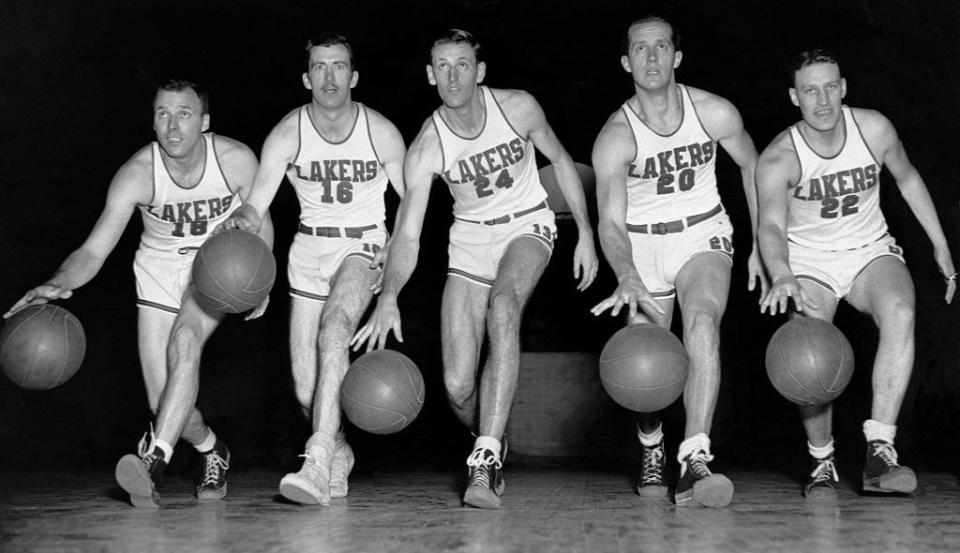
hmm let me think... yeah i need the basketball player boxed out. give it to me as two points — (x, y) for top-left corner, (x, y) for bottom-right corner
(220, 34), (406, 506)
(756, 49), (955, 499)
(590, 16), (765, 507)
(4, 79), (272, 508)
(351, 29), (598, 509)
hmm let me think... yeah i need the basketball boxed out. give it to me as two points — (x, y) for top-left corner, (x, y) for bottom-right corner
(192, 229), (276, 314)
(341, 350), (425, 434)
(765, 317), (854, 406)
(1, 304), (86, 390)
(598, 323), (688, 412)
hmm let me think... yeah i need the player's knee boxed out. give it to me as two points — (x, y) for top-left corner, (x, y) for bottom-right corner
(318, 306), (355, 348)
(684, 308), (721, 341)
(879, 299), (915, 337)
(168, 323), (204, 367)
(486, 292), (521, 336)
(443, 372), (474, 408)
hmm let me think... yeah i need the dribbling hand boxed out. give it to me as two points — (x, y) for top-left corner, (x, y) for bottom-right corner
(590, 273), (665, 320)
(351, 298), (403, 353)
(215, 205), (261, 234)
(4, 284), (72, 319)
(759, 275), (818, 315)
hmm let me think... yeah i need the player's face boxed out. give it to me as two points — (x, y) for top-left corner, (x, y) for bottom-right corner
(621, 21), (682, 91)
(153, 88), (209, 159)
(427, 43), (486, 109)
(790, 62), (847, 132)
(303, 44), (358, 109)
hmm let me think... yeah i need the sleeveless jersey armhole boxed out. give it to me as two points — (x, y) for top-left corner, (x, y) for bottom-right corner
(210, 134), (237, 194)
(619, 106), (640, 164)
(684, 85), (717, 143)
(849, 109), (881, 167)
(430, 115), (446, 178)
(786, 128), (804, 190)
(489, 88), (526, 143)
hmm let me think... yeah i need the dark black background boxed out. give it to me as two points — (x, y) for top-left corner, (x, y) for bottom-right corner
(2, 0), (959, 478)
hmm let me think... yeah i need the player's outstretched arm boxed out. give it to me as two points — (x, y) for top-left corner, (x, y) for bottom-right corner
(589, 113), (664, 320)
(510, 90), (597, 290)
(864, 110), (956, 303)
(352, 120), (436, 352)
(756, 134), (817, 314)
(220, 111), (298, 234)
(4, 153), (150, 318)
(696, 90), (767, 295)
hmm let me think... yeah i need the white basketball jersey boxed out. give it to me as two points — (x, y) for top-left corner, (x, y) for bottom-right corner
(433, 86), (546, 219)
(621, 85), (723, 223)
(287, 103), (388, 227)
(787, 107), (886, 250)
(139, 133), (240, 253)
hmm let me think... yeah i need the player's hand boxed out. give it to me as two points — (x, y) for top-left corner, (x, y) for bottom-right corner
(590, 273), (665, 320)
(759, 275), (818, 315)
(245, 295), (270, 321)
(747, 246), (769, 297)
(934, 245), (956, 304)
(216, 205), (261, 234)
(3, 284), (72, 319)
(351, 297), (403, 353)
(572, 233), (598, 291)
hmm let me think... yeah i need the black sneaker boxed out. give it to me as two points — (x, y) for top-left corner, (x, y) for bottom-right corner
(862, 440), (916, 494)
(115, 430), (167, 509)
(675, 451), (733, 507)
(463, 448), (503, 509)
(805, 455), (838, 500)
(196, 440), (231, 501)
(637, 439), (668, 497)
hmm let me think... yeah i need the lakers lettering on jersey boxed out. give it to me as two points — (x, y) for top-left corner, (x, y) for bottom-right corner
(787, 107), (887, 250)
(621, 85), (723, 224)
(287, 103), (388, 228)
(433, 87), (546, 219)
(139, 133), (240, 253)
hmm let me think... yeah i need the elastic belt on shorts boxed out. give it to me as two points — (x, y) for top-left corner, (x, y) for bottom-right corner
(297, 223), (378, 238)
(625, 204), (722, 235)
(455, 200), (548, 226)
(177, 246), (200, 255)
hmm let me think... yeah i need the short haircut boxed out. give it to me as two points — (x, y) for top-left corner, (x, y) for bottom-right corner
(624, 15), (681, 54)
(788, 49), (841, 85)
(155, 79), (209, 114)
(430, 29), (482, 63)
(305, 33), (355, 71)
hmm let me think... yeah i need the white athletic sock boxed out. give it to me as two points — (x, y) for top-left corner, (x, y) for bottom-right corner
(637, 423), (664, 447)
(677, 433), (711, 464)
(808, 439), (835, 460)
(194, 429), (217, 453)
(473, 436), (501, 460)
(154, 439), (174, 463)
(863, 419), (896, 444)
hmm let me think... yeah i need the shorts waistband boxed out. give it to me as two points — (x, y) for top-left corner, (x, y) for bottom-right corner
(297, 223), (379, 238)
(788, 232), (891, 252)
(626, 204), (723, 235)
(456, 201), (549, 226)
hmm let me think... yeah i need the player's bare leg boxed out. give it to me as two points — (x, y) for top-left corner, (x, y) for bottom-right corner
(847, 257), (917, 494)
(464, 236), (549, 510)
(629, 300), (675, 497)
(672, 252), (733, 507)
(280, 257), (377, 505)
(791, 280), (840, 500)
(117, 294), (222, 507)
(441, 277), (488, 431)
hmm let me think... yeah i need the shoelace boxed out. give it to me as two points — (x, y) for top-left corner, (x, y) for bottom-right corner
(641, 446), (665, 485)
(298, 446), (332, 480)
(466, 449), (500, 488)
(810, 458), (838, 483)
(201, 452), (229, 486)
(681, 451), (715, 478)
(136, 423), (157, 458)
(871, 441), (900, 467)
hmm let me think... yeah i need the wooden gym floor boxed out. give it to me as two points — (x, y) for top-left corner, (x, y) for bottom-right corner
(2, 469), (959, 552)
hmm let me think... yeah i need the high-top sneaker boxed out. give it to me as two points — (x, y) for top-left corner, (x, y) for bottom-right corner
(637, 440), (668, 497)
(805, 455), (839, 500)
(463, 448), (503, 509)
(862, 440), (916, 494)
(115, 428), (167, 509)
(279, 437), (334, 505)
(675, 451), (733, 507)
(196, 439), (231, 501)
